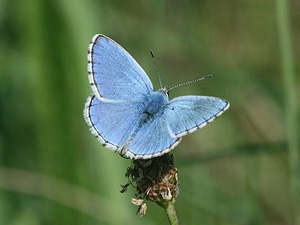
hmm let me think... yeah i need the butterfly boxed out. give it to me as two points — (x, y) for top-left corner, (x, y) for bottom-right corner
(84, 34), (230, 159)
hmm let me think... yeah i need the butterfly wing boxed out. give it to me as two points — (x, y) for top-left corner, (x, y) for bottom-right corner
(84, 95), (145, 152)
(88, 34), (153, 101)
(124, 112), (182, 159)
(164, 96), (230, 137)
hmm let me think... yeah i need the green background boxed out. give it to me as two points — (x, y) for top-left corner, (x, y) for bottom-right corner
(0, 0), (299, 224)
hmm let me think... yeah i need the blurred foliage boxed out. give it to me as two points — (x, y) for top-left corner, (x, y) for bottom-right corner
(0, 0), (299, 224)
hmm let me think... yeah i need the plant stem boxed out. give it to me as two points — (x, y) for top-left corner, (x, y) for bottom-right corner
(275, 0), (300, 224)
(159, 199), (179, 225)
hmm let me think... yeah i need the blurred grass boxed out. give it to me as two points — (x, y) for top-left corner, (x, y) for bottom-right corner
(0, 0), (299, 225)
(275, 0), (300, 224)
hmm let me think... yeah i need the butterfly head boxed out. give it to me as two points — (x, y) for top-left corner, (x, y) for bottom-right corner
(158, 87), (169, 98)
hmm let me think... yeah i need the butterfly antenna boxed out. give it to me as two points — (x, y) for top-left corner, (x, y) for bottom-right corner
(150, 50), (163, 89)
(167, 75), (213, 92)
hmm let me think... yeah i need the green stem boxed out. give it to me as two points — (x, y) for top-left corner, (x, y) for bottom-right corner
(275, 0), (300, 224)
(159, 199), (179, 225)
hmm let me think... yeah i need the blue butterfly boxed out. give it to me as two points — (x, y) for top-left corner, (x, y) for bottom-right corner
(84, 34), (230, 159)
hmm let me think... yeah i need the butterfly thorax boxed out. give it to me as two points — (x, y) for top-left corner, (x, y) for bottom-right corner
(141, 91), (169, 122)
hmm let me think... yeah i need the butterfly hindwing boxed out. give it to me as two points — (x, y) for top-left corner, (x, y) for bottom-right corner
(88, 34), (153, 101)
(124, 113), (181, 159)
(84, 94), (181, 159)
(164, 96), (230, 138)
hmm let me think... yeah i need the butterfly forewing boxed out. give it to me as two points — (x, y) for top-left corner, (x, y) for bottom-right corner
(88, 34), (153, 101)
(164, 96), (229, 138)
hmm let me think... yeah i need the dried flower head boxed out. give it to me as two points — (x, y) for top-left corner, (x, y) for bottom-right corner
(121, 154), (179, 215)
